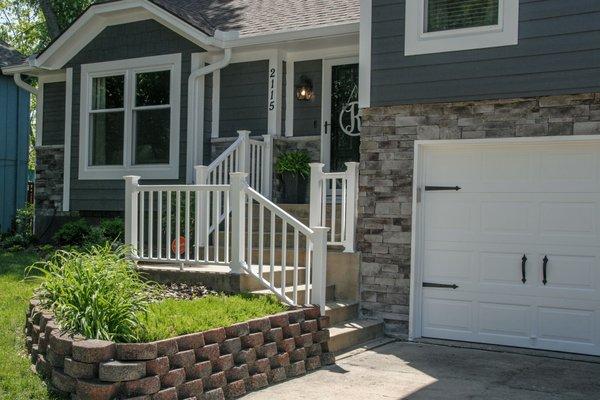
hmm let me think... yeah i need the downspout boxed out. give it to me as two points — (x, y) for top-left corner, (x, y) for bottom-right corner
(187, 48), (232, 182)
(13, 73), (39, 96)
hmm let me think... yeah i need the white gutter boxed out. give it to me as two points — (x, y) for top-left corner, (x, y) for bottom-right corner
(188, 48), (232, 85)
(13, 73), (39, 95)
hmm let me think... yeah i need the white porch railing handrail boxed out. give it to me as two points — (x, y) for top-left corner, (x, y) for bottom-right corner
(309, 162), (359, 253)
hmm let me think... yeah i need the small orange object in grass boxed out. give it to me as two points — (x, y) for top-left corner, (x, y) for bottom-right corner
(171, 236), (186, 255)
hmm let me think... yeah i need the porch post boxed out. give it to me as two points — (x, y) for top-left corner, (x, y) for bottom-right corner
(230, 172), (248, 274)
(237, 130), (251, 174)
(311, 226), (329, 313)
(195, 166), (209, 245)
(262, 134), (273, 198)
(124, 176), (140, 257)
(309, 163), (325, 228)
(344, 162), (359, 253)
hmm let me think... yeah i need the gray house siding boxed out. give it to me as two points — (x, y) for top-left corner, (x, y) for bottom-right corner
(41, 82), (65, 146)
(371, 0), (600, 106)
(293, 60), (322, 137)
(219, 61), (268, 138)
(64, 20), (205, 212)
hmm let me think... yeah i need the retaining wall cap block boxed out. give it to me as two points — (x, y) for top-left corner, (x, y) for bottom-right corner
(177, 378), (204, 399)
(214, 354), (234, 372)
(186, 360), (212, 380)
(159, 368), (186, 388)
(264, 327), (283, 343)
(282, 323), (301, 338)
(64, 357), (99, 379)
(153, 339), (179, 357)
(303, 306), (321, 320)
(287, 309), (305, 324)
(49, 330), (78, 356)
(195, 342), (220, 362)
(240, 332), (264, 349)
(99, 360), (146, 382)
(204, 388), (226, 400)
(277, 337), (296, 353)
(247, 317), (271, 333)
(176, 333), (205, 351)
(220, 338), (241, 355)
(151, 387), (178, 400)
(224, 323), (250, 338)
(268, 314), (289, 328)
(72, 340), (115, 363)
(29, 299), (41, 311)
(76, 379), (120, 400)
(256, 342), (277, 359)
(44, 320), (60, 338)
(116, 342), (158, 361)
(121, 375), (161, 397)
(39, 312), (54, 331)
(169, 349), (196, 369)
(51, 368), (76, 393)
(203, 328), (226, 344)
(224, 379), (246, 399)
(146, 356), (170, 376)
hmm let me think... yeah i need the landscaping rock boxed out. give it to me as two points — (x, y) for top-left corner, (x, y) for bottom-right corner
(151, 387), (178, 400)
(268, 314), (289, 328)
(264, 327), (283, 343)
(186, 360), (212, 380)
(99, 360), (146, 382)
(177, 378), (203, 399)
(64, 357), (98, 379)
(154, 338), (179, 357)
(240, 332), (264, 349)
(256, 342), (277, 359)
(203, 328), (226, 344)
(121, 375), (161, 396)
(169, 349), (196, 369)
(76, 379), (120, 400)
(224, 380), (246, 399)
(160, 368), (186, 388)
(116, 343), (158, 361)
(72, 340), (115, 363)
(176, 333), (205, 351)
(213, 354), (234, 372)
(220, 338), (241, 355)
(247, 317), (271, 333)
(155, 282), (216, 301)
(51, 368), (76, 393)
(204, 388), (226, 400)
(224, 323), (249, 338)
(196, 343), (220, 362)
(146, 356), (170, 376)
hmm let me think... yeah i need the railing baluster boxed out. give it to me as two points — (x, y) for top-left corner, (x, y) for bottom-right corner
(185, 191), (190, 262)
(321, 178), (327, 230)
(213, 189), (219, 263)
(204, 190), (210, 262)
(157, 191), (162, 260)
(341, 177), (347, 243)
(331, 179), (337, 243)
(176, 191), (181, 261)
(195, 189), (200, 262)
(148, 191), (154, 259)
(293, 228), (299, 304)
(259, 204), (264, 278)
(270, 213), (275, 289)
(139, 191), (145, 259)
(247, 197), (253, 269)
(166, 191), (172, 260)
(305, 240), (311, 306)
(225, 190), (230, 263)
(281, 223), (287, 298)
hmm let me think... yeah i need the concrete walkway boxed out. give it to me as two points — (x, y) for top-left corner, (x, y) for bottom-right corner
(243, 341), (600, 399)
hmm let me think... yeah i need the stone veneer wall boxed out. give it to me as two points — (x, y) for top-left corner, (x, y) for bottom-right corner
(26, 300), (333, 400)
(358, 93), (600, 335)
(35, 145), (65, 214)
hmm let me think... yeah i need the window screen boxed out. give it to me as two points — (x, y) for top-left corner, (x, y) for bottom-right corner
(426, 0), (500, 33)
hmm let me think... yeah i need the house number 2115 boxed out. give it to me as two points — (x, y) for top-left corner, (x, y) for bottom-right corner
(269, 68), (276, 111)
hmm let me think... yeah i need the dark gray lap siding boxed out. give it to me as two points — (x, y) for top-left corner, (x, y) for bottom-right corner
(293, 60), (322, 137)
(42, 82), (66, 146)
(371, 0), (600, 106)
(65, 20), (205, 212)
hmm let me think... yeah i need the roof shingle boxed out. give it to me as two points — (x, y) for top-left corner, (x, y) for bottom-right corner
(0, 40), (25, 69)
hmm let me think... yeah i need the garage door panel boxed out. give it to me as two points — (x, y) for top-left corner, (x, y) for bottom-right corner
(424, 149), (480, 184)
(481, 150), (534, 183)
(540, 202), (597, 241)
(537, 307), (594, 344)
(422, 297), (472, 334)
(481, 201), (533, 235)
(478, 302), (531, 338)
(423, 249), (473, 283)
(539, 150), (597, 185)
(479, 251), (528, 286)
(542, 254), (596, 292)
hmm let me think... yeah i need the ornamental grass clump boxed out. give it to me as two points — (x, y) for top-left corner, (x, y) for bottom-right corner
(28, 244), (152, 342)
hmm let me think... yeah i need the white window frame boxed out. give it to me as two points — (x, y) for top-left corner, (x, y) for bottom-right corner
(78, 53), (181, 180)
(405, 0), (519, 56)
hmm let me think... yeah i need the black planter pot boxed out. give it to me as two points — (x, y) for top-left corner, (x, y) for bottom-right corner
(280, 172), (308, 204)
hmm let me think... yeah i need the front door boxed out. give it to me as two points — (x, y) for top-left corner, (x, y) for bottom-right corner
(322, 57), (361, 172)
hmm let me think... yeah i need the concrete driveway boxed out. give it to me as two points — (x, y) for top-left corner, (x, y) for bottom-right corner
(243, 341), (600, 399)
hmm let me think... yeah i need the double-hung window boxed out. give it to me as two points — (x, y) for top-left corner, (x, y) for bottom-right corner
(405, 0), (519, 56)
(79, 54), (181, 180)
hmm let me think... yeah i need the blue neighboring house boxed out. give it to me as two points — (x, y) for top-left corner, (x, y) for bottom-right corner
(0, 40), (30, 233)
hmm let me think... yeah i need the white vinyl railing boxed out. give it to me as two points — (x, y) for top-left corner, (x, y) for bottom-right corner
(309, 162), (359, 253)
(124, 172), (329, 312)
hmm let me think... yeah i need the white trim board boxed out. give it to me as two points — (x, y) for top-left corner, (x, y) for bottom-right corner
(359, 0), (372, 108)
(404, 0), (519, 56)
(78, 53), (181, 180)
(408, 134), (600, 341)
(186, 53), (206, 183)
(62, 68), (73, 211)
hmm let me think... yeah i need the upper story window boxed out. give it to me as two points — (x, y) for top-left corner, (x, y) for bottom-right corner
(405, 0), (519, 56)
(79, 54), (181, 180)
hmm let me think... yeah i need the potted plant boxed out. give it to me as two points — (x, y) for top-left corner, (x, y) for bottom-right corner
(275, 151), (311, 204)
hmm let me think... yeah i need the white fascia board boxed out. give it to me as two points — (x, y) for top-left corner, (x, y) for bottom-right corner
(35, 0), (223, 70)
(359, 0), (372, 109)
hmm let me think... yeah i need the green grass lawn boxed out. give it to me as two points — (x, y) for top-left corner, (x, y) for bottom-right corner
(0, 251), (57, 400)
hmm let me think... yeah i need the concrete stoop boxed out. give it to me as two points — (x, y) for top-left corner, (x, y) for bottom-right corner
(324, 301), (384, 354)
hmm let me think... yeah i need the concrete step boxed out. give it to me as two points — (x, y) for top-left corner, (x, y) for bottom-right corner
(325, 301), (359, 325)
(327, 319), (384, 354)
(250, 284), (336, 304)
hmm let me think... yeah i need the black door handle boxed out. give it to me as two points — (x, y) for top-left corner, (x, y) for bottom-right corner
(542, 255), (549, 285)
(521, 254), (527, 284)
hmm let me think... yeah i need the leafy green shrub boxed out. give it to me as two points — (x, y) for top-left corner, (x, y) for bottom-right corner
(0, 204), (35, 251)
(100, 218), (125, 243)
(52, 219), (92, 246)
(29, 244), (153, 342)
(275, 151), (311, 177)
(15, 203), (34, 236)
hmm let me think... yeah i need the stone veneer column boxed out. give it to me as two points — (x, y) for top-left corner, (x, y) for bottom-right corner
(35, 145), (65, 214)
(358, 93), (600, 335)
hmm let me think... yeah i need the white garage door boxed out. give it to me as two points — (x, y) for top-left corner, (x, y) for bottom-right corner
(420, 139), (600, 356)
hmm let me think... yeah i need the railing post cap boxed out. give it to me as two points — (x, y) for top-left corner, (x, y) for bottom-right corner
(309, 163), (325, 169)
(237, 130), (251, 137)
(230, 171), (249, 178)
(194, 165), (209, 171)
(312, 226), (330, 234)
(345, 161), (360, 167)
(123, 175), (141, 183)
